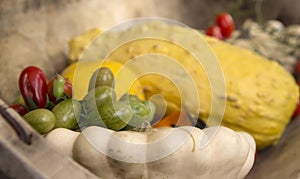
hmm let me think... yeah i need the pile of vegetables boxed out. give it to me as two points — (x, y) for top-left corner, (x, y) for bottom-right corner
(10, 66), (76, 134)
(11, 65), (155, 134)
(79, 66), (155, 131)
(9, 61), (256, 178)
(9, 17), (300, 178)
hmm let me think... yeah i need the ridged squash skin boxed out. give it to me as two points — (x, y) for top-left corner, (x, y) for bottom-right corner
(73, 126), (256, 178)
(205, 37), (299, 149)
(68, 21), (299, 149)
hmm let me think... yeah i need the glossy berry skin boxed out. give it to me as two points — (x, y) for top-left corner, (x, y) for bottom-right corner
(206, 26), (223, 40)
(18, 66), (48, 109)
(216, 12), (235, 38)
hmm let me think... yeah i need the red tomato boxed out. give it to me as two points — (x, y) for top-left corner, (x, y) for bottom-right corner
(205, 26), (223, 40)
(47, 76), (72, 104)
(216, 12), (235, 38)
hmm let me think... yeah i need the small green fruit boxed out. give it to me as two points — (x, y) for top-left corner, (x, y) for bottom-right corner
(52, 99), (81, 129)
(120, 94), (156, 129)
(84, 86), (116, 107)
(80, 86), (117, 128)
(98, 101), (133, 131)
(23, 109), (56, 134)
(88, 67), (115, 90)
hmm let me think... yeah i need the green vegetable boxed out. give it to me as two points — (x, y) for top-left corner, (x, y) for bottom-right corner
(120, 94), (155, 129)
(80, 86), (121, 129)
(52, 99), (81, 129)
(88, 67), (115, 91)
(98, 101), (133, 131)
(84, 86), (116, 108)
(53, 74), (66, 100)
(80, 101), (133, 131)
(23, 109), (56, 134)
(81, 86), (117, 127)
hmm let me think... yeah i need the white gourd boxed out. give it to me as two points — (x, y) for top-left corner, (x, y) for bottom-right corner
(72, 126), (256, 178)
(45, 128), (80, 158)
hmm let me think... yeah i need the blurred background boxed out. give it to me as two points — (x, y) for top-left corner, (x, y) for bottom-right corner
(1, 0), (300, 103)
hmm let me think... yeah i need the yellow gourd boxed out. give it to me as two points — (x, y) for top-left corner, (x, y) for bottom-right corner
(61, 60), (145, 100)
(68, 28), (103, 63)
(67, 21), (299, 149)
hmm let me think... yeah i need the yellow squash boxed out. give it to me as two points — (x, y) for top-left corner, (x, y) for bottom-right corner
(67, 21), (299, 149)
(61, 60), (145, 100)
(68, 28), (103, 63)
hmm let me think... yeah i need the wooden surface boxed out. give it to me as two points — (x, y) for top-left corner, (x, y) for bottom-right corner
(0, 99), (99, 179)
(246, 117), (300, 178)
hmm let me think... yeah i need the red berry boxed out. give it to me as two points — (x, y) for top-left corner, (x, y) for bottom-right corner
(216, 12), (235, 38)
(206, 26), (223, 40)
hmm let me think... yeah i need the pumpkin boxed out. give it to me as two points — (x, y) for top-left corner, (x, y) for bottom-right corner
(72, 125), (256, 178)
